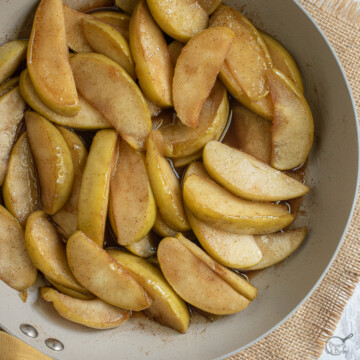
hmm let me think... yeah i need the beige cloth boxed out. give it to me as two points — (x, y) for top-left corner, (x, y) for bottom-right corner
(229, 1), (360, 359)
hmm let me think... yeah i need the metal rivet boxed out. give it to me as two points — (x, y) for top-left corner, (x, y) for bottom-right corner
(20, 324), (38, 338)
(45, 338), (64, 351)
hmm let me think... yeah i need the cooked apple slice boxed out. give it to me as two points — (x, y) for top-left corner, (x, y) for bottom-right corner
(27, 0), (80, 116)
(20, 70), (111, 130)
(92, 11), (130, 40)
(158, 236), (253, 315)
(245, 228), (307, 270)
(198, 0), (222, 14)
(186, 208), (262, 268)
(71, 53), (151, 150)
(108, 250), (190, 333)
(183, 160), (209, 181)
(67, 231), (152, 311)
(0, 87), (26, 185)
(63, 0), (113, 11)
(147, 0), (208, 42)
(26, 111), (74, 215)
(153, 210), (178, 238)
(52, 128), (88, 239)
(145, 97), (161, 118)
(0, 76), (19, 97)
(82, 18), (136, 79)
(146, 132), (190, 232)
(0, 40), (27, 83)
(25, 211), (85, 292)
(168, 41), (184, 67)
(172, 151), (203, 168)
(160, 81), (229, 158)
(261, 32), (304, 94)
(0, 205), (37, 291)
(115, 0), (140, 13)
(109, 140), (156, 245)
(183, 174), (294, 234)
(203, 141), (309, 201)
(130, 0), (173, 107)
(173, 27), (234, 127)
(125, 232), (159, 258)
(46, 279), (94, 300)
(41, 287), (131, 329)
(3, 133), (39, 226)
(78, 129), (118, 247)
(231, 101), (272, 163)
(210, 5), (272, 101)
(267, 68), (314, 170)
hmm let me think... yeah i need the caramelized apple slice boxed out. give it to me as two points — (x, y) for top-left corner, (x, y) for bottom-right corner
(125, 232), (159, 258)
(153, 210), (178, 238)
(0, 76), (19, 97)
(46, 278), (94, 300)
(0, 40), (27, 83)
(92, 11), (130, 40)
(168, 41), (184, 67)
(115, 0), (140, 13)
(63, 0), (113, 11)
(198, 0), (222, 14)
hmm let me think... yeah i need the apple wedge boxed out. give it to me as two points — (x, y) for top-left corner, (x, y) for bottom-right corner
(108, 250), (190, 333)
(146, 132), (190, 232)
(172, 151), (203, 168)
(46, 279), (94, 300)
(27, 0), (80, 116)
(153, 210), (178, 238)
(92, 11), (130, 40)
(267, 68), (314, 170)
(0, 76), (19, 97)
(25, 211), (85, 292)
(0, 40), (27, 83)
(173, 27), (234, 127)
(210, 5), (272, 101)
(183, 160), (209, 181)
(20, 70), (111, 130)
(0, 87), (26, 185)
(203, 141), (310, 201)
(261, 32), (304, 94)
(3, 133), (39, 226)
(183, 174), (294, 234)
(125, 232), (159, 258)
(145, 97), (161, 118)
(82, 17), (136, 79)
(198, 0), (222, 14)
(70, 53), (151, 150)
(186, 207), (262, 268)
(147, 0), (208, 42)
(158, 236), (254, 315)
(67, 231), (152, 311)
(115, 0), (140, 13)
(231, 101), (272, 163)
(130, 0), (173, 107)
(168, 41), (184, 67)
(25, 111), (74, 215)
(63, 0), (113, 11)
(109, 139), (156, 245)
(245, 228), (307, 270)
(41, 287), (131, 329)
(52, 127), (88, 239)
(160, 81), (229, 158)
(0, 205), (37, 291)
(78, 129), (118, 247)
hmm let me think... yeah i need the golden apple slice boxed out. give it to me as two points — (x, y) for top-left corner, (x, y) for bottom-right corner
(198, 0), (222, 14)
(109, 140), (156, 245)
(108, 250), (190, 333)
(92, 11), (130, 40)
(52, 128), (88, 239)
(125, 232), (159, 258)
(0, 205), (37, 291)
(20, 70), (111, 130)
(173, 27), (234, 127)
(82, 17), (136, 79)
(261, 32), (304, 93)
(147, 0), (208, 42)
(67, 231), (152, 311)
(158, 236), (252, 315)
(0, 40), (27, 83)
(70, 53), (151, 150)
(25, 111), (74, 215)
(186, 208), (262, 269)
(245, 228), (307, 270)
(130, 0), (173, 107)
(203, 141), (309, 201)
(27, 0), (80, 116)
(46, 279), (94, 300)
(25, 211), (85, 292)
(183, 174), (294, 234)
(0, 76), (19, 97)
(41, 287), (131, 329)
(115, 0), (140, 13)
(153, 210), (178, 238)
(210, 5), (272, 101)
(231, 101), (272, 163)
(78, 129), (118, 247)
(160, 81), (229, 158)
(267, 68), (314, 170)
(3, 133), (39, 226)
(63, 0), (113, 11)
(168, 41), (184, 67)
(146, 132), (190, 232)
(0, 87), (26, 185)
(172, 151), (203, 168)
(183, 160), (209, 181)
(146, 97), (161, 118)
(63, 5), (93, 53)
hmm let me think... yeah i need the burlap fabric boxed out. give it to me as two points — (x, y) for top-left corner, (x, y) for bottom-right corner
(229, 1), (360, 359)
